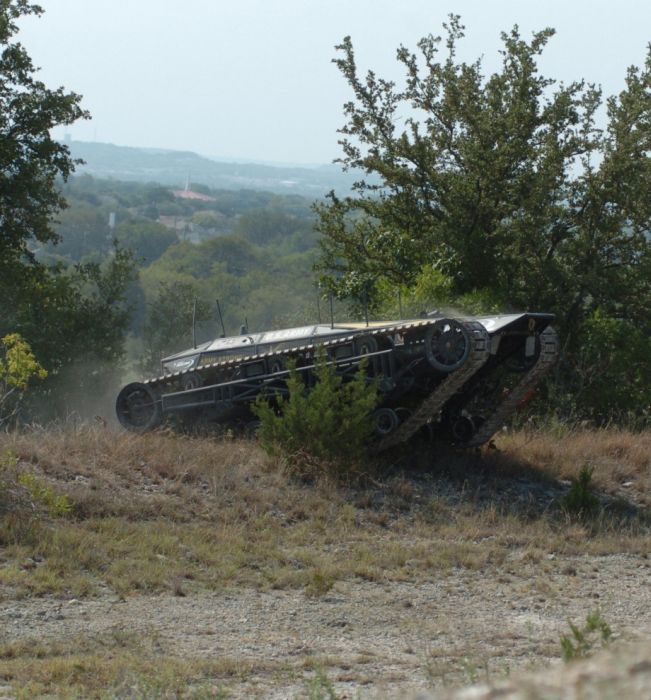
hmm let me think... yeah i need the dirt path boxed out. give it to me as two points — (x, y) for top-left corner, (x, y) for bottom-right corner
(2, 552), (649, 698)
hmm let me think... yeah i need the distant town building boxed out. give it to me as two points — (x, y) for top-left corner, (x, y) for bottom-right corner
(171, 189), (216, 202)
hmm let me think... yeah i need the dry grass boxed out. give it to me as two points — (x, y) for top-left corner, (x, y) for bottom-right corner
(500, 427), (651, 505)
(0, 423), (649, 601)
(1, 424), (650, 698)
(0, 631), (287, 699)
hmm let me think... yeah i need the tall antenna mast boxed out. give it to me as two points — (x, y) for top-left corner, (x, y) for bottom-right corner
(216, 299), (226, 337)
(192, 298), (197, 348)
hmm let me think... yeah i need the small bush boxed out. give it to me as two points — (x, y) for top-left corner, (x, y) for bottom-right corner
(561, 465), (600, 516)
(253, 348), (378, 479)
(0, 449), (72, 544)
(560, 608), (612, 661)
(305, 667), (340, 700)
(16, 472), (73, 518)
(304, 568), (335, 598)
(0, 333), (47, 427)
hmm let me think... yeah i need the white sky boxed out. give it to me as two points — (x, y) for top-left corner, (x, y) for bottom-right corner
(16, 0), (651, 165)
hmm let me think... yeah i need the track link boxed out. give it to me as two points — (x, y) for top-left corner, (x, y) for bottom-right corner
(466, 326), (559, 447)
(373, 321), (491, 452)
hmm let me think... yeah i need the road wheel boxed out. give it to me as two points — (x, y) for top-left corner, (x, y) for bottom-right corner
(115, 382), (162, 432)
(424, 319), (470, 372)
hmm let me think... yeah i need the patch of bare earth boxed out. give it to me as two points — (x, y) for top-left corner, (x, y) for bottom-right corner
(0, 425), (650, 698)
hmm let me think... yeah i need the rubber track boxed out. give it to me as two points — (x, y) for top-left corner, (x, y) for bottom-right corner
(373, 321), (491, 452)
(465, 326), (559, 448)
(143, 319), (439, 390)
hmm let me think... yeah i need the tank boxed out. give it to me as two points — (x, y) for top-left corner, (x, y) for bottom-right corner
(116, 312), (558, 450)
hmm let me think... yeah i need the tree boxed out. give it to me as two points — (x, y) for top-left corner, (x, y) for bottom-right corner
(0, 2), (136, 419)
(48, 205), (112, 261)
(115, 220), (178, 265)
(235, 208), (305, 245)
(0, 1), (88, 270)
(317, 17), (651, 321)
(315, 17), (651, 418)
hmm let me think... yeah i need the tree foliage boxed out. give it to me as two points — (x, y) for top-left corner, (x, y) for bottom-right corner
(315, 16), (651, 419)
(0, 333), (47, 426)
(0, 1), (88, 269)
(0, 2), (137, 419)
(316, 17), (651, 324)
(115, 221), (178, 265)
(253, 350), (378, 479)
(142, 280), (213, 373)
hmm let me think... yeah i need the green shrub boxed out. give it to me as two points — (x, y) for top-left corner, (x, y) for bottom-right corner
(305, 667), (340, 700)
(16, 472), (73, 518)
(0, 333), (47, 426)
(252, 347), (378, 479)
(560, 465), (600, 516)
(0, 449), (72, 544)
(560, 608), (612, 661)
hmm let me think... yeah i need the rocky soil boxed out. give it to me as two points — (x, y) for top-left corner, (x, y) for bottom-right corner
(2, 553), (650, 698)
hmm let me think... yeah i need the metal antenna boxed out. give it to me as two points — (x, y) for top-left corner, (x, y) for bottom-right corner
(192, 298), (197, 348)
(329, 294), (334, 329)
(215, 299), (226, 337)
(364, 291), (369, 327)
(316, 290), (322, 324)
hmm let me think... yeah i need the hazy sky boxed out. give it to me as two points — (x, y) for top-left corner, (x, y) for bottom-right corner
(16, 0), (651, 165)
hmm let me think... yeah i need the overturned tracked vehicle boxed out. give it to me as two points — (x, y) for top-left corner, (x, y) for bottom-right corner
(116, 313), (558, 450)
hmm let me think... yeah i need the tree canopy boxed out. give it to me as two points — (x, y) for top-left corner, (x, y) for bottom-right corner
(315, 17), (651, 418)
(0, 1), (135, 417)
(316, 17), (651, 331)
(0, 1), (88, 269)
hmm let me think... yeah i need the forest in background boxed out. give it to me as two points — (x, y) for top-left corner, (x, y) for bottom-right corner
(43, 174), (329, 373)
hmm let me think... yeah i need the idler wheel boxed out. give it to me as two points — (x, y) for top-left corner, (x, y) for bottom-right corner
(182, 372), (203, 390)
(116, 382), (162, 432)
(424, 319), (470, 372)
(450, 415), (476, 443)
(372, 407), (400, 436)
(354, 334), (379, 355)
(269, 356), (286, 374)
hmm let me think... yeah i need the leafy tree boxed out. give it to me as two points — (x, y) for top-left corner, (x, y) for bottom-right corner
(115, 221), (178, 265)
(315, 16), (651, 419)
(151, 236), (258, 279)
(47, 205), (111, 261)
(317, 17), (651, 321)
(0, 3), (137, 419)
(191, 210), (227, 234)
(0, 1), (88, 271)
(235, 208), (305, 245)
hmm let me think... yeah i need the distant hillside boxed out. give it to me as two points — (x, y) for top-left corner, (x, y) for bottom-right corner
(68, 141), (362, 196)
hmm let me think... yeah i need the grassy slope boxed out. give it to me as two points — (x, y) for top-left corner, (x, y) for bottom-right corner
(0, 425), (650, 697)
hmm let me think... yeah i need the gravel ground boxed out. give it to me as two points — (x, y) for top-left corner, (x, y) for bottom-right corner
(2, 552), (649, 698)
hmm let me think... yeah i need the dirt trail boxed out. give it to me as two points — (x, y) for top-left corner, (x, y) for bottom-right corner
(2, 553), (649, 698)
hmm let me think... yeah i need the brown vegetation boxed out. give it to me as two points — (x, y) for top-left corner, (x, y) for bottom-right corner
(0, 424), (649, 598)
(0, 424), (650, 697)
